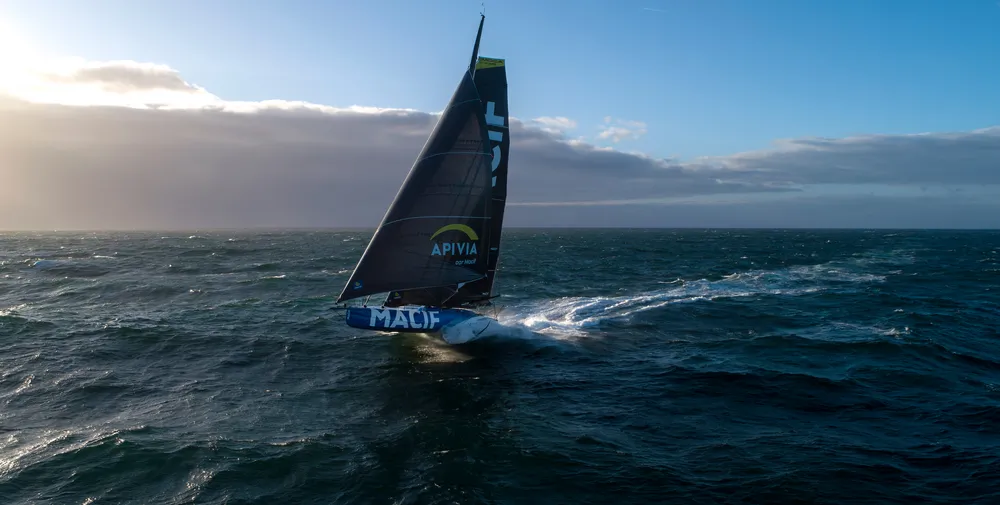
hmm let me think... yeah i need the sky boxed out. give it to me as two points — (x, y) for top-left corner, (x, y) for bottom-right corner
(1, 0), (999, 229)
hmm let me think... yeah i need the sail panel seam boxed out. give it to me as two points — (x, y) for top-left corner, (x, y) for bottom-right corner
(417, 151), (490, 163)
(381, 215), (491, 227)
(442, 98), (481, 114)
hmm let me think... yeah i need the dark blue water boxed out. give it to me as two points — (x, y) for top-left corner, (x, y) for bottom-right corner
(2, 229), (999, 504)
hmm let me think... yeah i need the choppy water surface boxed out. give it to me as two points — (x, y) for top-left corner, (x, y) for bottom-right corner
(2, 229), (999, 504)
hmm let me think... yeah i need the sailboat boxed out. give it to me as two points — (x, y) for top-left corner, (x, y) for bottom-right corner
(334, 14), (510, 334)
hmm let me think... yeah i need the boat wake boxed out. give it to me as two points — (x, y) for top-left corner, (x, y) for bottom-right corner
(485, 258), (889, 339)
(439, 315), (539, 345)
(433, 254), (896, 346)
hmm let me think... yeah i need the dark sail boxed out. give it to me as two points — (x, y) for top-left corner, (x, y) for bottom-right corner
(386, 60), (509, 308)
(336, 68), (494, 304)
(447, 56), (510, 305)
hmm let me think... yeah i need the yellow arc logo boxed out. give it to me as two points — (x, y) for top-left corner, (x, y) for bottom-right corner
(429, 224), (479, 241)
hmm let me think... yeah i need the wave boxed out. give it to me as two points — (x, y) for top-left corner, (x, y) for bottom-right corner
(498, 259), (887, 337)
(440, 315), (542, 345)
(237, 274), (289, 285)
(436, 258), (892, 345)
(28, 259), (112, 278)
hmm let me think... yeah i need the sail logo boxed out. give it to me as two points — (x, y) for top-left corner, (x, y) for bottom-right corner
(430, 224), (479, 262)
(485, 101), (505, 187)
(369, 308), (440, 330)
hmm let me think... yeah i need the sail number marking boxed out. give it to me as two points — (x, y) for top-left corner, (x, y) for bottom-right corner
(485, 101), (504, 187)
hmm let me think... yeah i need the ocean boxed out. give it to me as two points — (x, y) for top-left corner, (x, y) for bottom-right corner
(1, 229), (999, 504)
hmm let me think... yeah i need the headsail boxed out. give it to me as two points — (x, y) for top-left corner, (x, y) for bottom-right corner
(337, 16), (495, 305)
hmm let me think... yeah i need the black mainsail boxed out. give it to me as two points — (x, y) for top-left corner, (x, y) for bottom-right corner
(337, 15), (507, 308)
(440, 54), (510, 305)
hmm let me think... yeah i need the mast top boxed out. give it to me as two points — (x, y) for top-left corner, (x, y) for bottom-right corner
(468, 13), (485, 76)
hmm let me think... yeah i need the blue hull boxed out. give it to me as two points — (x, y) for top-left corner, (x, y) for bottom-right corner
(345, 306), (479, 333)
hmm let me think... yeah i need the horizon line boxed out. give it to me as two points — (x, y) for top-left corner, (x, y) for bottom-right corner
(2, 225), (998, 233)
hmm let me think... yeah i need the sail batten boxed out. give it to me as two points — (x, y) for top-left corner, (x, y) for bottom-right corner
(381, 215), (490, 227)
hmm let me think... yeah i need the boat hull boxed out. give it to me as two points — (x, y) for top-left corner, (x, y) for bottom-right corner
(345, 306), (480, 333)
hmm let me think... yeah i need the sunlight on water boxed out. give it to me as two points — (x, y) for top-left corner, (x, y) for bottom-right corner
(397, 332), (476, 363)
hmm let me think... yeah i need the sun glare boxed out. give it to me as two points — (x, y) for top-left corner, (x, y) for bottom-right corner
(0, 19), (43, 95)
(0, 19), (224, 109)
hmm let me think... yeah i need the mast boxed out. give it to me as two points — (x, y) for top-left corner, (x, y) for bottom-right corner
(469, 14), (485, 77)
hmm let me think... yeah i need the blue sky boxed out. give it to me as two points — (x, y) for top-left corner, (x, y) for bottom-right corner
(4, 0), (999, 161)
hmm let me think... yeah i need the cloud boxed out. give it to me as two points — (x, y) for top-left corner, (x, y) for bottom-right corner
(528, 116), (577, 134)
(0, 93), (768, 230)
(2, 57), (219, 108)
(515, 195), (1000, 229)
(1, 59), (998, 230)
(45, 60), (201, 93)
(598, 117), (648, 143)
(684, 128), (1000, 186)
